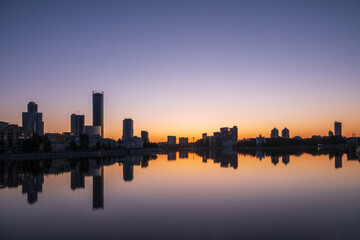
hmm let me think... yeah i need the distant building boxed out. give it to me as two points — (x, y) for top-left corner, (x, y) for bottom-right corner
(141, 131), (149, 143)
(167, 136), (176, 145)
(22, 102), (44, 137)
(45, 133), (66, 152)
(282, 128), (289, 139)
(256, 134), (266, 146)
(123, 119), (134, 144)
(93, 91), (104, 138)
(271, 128), (279, 138)
(334, 121), (342, 136)
(71, 114), (85, 137)
(328, 130), (334, 137)
(85, 126), (101, 138)
(0, 121), (23, 151)
(179, 137), (188, 145)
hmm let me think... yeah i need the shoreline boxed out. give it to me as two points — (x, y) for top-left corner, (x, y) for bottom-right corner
(0, 148), (163, 161)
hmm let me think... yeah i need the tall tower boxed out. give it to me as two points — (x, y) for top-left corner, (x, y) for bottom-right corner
(123, 118), (134, 143)
(92, 91), (104, 138)
(22, 102), (44, 137)
(334, 121), (342, 136)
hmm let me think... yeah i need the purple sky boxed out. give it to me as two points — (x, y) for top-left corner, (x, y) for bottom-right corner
(0, 0), (360, 140)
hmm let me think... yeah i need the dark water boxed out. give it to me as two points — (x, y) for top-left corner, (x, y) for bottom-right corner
(1, 150), (360, 240)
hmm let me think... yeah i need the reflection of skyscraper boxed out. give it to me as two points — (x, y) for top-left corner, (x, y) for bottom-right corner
(271, 155), (279, 165)
(93, 91), (104, 138)
(22, 173), (44, 204)
(93, 166), (104, 210)
(123, 160), (134, 181)
(22, 102), (44, 137)
(282, 155), (290, 165)
(167, 151), (176, 161)
(335, 155), (342, 169)
(71, 165), (85, 190)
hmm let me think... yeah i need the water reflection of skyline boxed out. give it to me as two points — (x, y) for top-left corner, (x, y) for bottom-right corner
(0, 151), (359, 207)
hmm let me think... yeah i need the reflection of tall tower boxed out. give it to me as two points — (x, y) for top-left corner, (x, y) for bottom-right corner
(123, 160), (134, 181)
(271, 155), (279, 165)
(22, 174), (44, 204)
(282, 155), (290, 165)
(93, 91), (104, 138)
(93, 166), (104, 210)
(335, 155), (342, 169)
(71, 165), (85, 190)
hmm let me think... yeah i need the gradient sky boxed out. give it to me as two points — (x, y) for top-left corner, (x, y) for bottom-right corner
(0, 0), (359, 141)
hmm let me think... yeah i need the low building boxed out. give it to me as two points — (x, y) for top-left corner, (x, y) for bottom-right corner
(141, 131), (149, 143)
(179, 137), (188, 146)
(0, 121), (23, 152)
(167, 136), (176, 146)
(256, 134), (266, 146)
(85, 126), (101, 138)
(282, 128), (289, 139)
(271, 128), (279, 138)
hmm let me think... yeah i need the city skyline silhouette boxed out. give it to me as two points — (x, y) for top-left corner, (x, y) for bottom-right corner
(1, 1), (360, 142)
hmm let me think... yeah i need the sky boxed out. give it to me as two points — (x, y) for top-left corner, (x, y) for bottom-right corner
(0, 0), (359, 142)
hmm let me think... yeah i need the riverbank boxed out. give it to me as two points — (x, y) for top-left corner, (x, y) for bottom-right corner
(0, 148), (163, 161)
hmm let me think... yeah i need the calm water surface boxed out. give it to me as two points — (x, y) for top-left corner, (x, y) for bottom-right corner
(1, 150), (360, 240)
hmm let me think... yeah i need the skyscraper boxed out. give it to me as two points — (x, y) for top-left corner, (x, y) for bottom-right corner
(334, 121), (342, 136)
(92, 91), (104, 138)
(70, 114), (85, 137)
(123, 119), (134, 143)
(22, 102), (44, 137)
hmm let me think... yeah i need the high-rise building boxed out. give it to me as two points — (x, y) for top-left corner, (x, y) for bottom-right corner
(70, 114), (85, 137)
(167, 136), (176, 145)
(282, 127), (289, 139)
(230, 126), (238, 142)
(123, 119), (134, 143)
(22, 102), (44, 137)
(329, 130), (334, 137)
(334, 121), (342, 136)
(141, 131), (149, 143)
(271, 128), (279, 138)
(92, 91), (104, 138)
